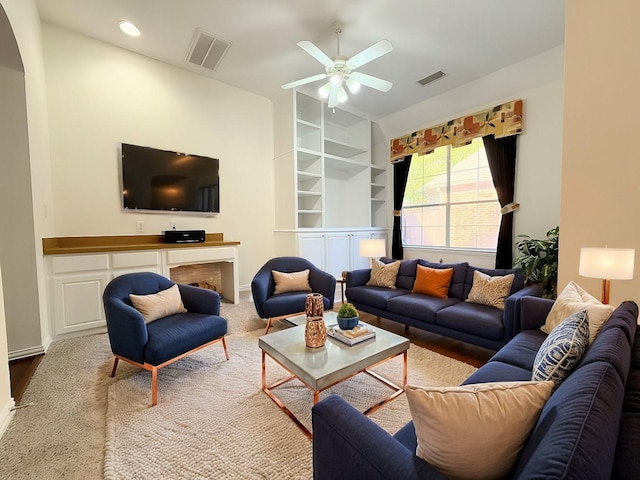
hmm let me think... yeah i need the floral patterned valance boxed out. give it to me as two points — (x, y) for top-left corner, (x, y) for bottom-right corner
(389, 99), (523, 163)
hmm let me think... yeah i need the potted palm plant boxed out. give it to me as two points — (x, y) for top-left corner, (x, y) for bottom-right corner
(514, 226), (559, 298)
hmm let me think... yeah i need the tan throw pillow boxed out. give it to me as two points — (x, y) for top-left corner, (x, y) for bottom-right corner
(465, 270), (515, 309)
(412, 265), (454, 299)
(271, 269), (312, 294)
(406, 381), (554, 480)
(366, 259), (401, 289)
(542, 281), (614, 343)
(129, 284), (187, 324)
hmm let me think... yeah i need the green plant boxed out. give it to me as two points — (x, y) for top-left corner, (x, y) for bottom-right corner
(514, 226), (559, 299)
(337, 302), (358, 318)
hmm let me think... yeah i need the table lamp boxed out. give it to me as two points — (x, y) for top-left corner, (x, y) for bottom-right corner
(359, 238), (386, 266)
(578, 247), (635, 304)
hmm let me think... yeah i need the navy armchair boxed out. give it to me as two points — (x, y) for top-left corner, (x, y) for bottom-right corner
(103, 272), (229, 406)
(251, 257), (336, 333)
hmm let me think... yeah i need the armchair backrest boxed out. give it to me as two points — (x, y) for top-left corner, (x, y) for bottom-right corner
(103, 272), (175, 306)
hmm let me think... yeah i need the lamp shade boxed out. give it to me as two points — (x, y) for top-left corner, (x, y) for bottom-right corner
(579, 247), (635, 280)
(359, 238), (386, 258)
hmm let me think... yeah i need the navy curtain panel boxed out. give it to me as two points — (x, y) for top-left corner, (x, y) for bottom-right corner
(391, 155), (412, 260)
(482, 134), (517, 269)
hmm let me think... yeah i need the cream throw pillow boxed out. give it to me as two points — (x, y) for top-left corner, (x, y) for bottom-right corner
(542, 281), (614, 343)
(465, 270), (515, 310)
(271, 269), (312, 294)
(366, 259), (401, 289)
(129, 284), (187, 324)
(406, 381), (554, 480)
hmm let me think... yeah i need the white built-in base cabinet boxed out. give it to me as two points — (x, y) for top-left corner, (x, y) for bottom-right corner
(46, 246), (238, 339)
(293, 230), (388, 279)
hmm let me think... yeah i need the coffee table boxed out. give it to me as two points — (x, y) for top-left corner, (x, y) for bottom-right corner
(259, 317), (409, 439)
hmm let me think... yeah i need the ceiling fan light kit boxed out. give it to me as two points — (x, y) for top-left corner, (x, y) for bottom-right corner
(282, 23), (393, 109)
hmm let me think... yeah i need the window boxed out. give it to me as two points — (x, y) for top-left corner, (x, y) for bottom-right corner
(401, 137), (500, 250)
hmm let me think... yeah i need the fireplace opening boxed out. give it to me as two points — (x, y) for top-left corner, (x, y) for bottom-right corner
(169, 263), (222, 296)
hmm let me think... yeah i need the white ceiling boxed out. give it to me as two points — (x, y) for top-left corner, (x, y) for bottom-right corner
(34, 0), (565, 120)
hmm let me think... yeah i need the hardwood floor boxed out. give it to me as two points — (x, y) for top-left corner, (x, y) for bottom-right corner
(6, 311), (493, 405)
(358, 310), (494, 368)
(9, 354), (43, 405)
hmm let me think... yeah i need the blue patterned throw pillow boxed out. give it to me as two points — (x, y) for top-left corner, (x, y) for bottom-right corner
(532, 310), (590, 390)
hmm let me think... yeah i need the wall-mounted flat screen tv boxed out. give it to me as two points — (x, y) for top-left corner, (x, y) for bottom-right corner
(121, 143), (219, 214)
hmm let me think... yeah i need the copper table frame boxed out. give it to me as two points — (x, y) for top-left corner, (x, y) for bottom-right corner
(261, 348), (408, 440)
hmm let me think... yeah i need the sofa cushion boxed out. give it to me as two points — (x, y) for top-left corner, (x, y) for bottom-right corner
(532, 310), (590, 391)
(463, 360), (534, 385)
(406, 381), (553, 480)
(514, 362), (625, 479)
(346, 286), (409, 310)
(367, 259), (401, 289)
(382, 258), (420, 290)
(435, 302), (504, 340)
(271, 269), (312, 294)
(489, 330), (547, 371)
(542, 281), (614, 343)
(419, 260), (469, 300)
(578, 321), (632, 383)
(412, 265), (454, 298)
(462, 266), (524, 299)
(466, 270), (515, 310)
(129, 284), (187, 324)
(386, 294), (458, 324)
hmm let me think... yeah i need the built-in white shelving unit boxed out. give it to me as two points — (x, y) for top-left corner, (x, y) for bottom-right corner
(273, 90), (389, 276)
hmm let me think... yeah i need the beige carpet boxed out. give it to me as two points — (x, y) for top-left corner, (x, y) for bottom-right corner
(0, 292), (477, 479)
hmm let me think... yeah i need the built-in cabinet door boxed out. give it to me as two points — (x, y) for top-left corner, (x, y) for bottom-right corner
(52, 272), (109, 336)
(325, 233), (350, 279)
(298, 234), (325, 270)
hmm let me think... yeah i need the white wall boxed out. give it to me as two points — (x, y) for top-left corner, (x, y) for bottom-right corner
(42, 24), (275, 287)
(559, 0), (640, 306)
(380, 46), (565, 265)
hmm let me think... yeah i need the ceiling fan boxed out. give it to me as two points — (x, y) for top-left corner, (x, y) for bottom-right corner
(281, 23), (393, 108)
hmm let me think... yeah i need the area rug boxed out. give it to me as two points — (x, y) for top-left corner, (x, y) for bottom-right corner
(103, 329), (477, 479)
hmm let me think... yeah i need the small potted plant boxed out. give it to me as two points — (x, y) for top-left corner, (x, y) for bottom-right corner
(337, 302), (359, 330)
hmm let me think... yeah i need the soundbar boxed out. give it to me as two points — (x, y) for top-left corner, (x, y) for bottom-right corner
(163, 230), (206, 243)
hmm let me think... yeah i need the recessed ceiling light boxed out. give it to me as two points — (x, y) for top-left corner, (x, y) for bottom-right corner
(119, 21), (141, 37)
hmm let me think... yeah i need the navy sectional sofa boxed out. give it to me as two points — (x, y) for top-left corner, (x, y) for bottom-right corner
(345, 258), (543, 350)
(312, 297), (640, 480)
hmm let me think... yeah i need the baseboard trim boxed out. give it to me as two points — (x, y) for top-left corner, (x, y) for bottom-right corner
(0, 397), (15, 439)
(8, 345), (45, 361)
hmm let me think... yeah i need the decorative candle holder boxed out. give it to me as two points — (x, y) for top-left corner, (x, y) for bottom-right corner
(305, 293), (326, 347)
(305, 292), (324, 317)
(305, 316), (327, 348)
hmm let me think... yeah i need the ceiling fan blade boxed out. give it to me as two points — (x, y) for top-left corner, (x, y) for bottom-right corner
(346, 39), (393, 70)
(349, 72), (393, 92)
(327, 87), (339, 108)
(297, 41), (334, 68)
(281, 73), (328, 90)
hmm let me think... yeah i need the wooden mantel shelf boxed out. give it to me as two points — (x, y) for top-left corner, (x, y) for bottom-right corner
(42, 233), (240, 255)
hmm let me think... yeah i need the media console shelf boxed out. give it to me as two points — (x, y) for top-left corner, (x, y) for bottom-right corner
(43, 234), (240, 339)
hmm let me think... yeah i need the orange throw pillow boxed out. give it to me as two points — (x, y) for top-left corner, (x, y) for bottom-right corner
(412, 265), (454, 299)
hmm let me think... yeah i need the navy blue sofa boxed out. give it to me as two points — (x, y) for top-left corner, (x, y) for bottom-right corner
(312, 297), (639, 479)
(346, 258), (542, 350)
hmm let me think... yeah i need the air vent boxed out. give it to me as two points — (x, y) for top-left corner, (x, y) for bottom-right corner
(417, 70), (446, 86)
(186, 28), (231, 71)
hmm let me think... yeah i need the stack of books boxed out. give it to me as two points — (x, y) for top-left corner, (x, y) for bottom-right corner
(327, 323), (376, 346)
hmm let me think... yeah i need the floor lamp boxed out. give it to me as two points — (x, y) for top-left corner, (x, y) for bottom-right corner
(578, 247), (635, 304)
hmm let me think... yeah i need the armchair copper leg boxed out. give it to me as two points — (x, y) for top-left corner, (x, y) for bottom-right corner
(265, 318), (273, 334)
(151, 366), (158, 407)
(221, 336), (230, 360)
(110, 357), (119, 377)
